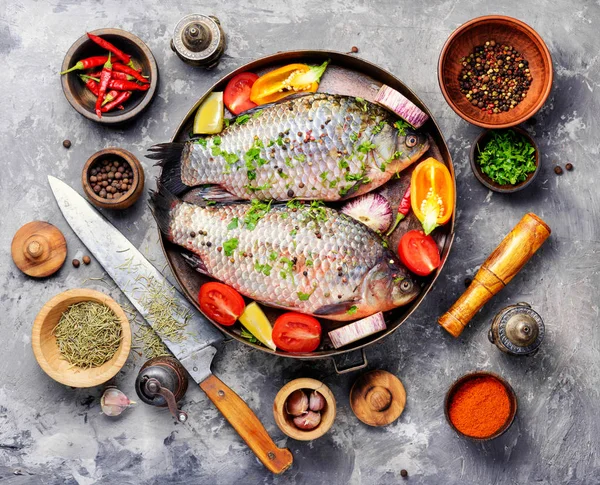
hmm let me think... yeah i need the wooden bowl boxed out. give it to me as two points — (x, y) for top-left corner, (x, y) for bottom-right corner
(273, 378), (336, 441)
(438, 15), (553, 128)
(444, 371), (517, 441)
(82, 147), (145, 209)
(61, 28), (158, 124)
(32, 289), (131, 388)
(470, 127), (540, 193)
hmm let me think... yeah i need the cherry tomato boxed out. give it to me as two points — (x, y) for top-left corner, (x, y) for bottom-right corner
(223, 72), (259, 115)
(398, 230), (441, 276)
(198, 282), (245, 326)
(272, 313), (321, 353)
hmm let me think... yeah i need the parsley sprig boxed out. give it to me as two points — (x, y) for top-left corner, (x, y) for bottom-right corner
(477, 130), (536, 185)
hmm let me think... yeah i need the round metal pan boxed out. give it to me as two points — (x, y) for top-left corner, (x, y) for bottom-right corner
(160, 50), (455, 364)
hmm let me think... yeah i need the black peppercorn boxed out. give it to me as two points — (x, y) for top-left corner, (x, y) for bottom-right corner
(72, 259), (80, 268)
(554, 166), (563, 175)
(565, 163), (573, 171)
(190, 232), (196, 238)
(63, 139), (71, 148)
(400, 469), (408, 478)
(207, 242), (212, 247)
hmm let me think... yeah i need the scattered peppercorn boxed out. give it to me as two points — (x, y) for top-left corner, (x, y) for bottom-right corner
(82, 256), (91, 265)
(554, 166), (563, 175)
(72, 259), (80, 268)
(347, 46), (359, 54)
(89, 158), (134, 200)
(400, 469), (408, 478)
(63, 139), (72, 148)
(190, 232), (196, 238)
(458, 40), (532, 113)
(565, 163), (573, 171)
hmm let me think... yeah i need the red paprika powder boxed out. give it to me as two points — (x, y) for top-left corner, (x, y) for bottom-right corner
(448, 375), (511, 438)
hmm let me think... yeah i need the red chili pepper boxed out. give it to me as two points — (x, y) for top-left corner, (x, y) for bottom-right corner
(102, 89), (120, 106)
(386, 185), (411, 236)
(86, 33), (131, 65)
(107, 79), (150, 91)
(102, 91), (132, 112)
(95, 53), (113, 118)
(113, 63), (149, 84)
(60, 55), (109, 75)
(89, 70), (134, 81)
(79, 75), (100, 96)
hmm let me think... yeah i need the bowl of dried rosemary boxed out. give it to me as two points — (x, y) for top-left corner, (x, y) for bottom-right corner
(32, 289), (131, 387)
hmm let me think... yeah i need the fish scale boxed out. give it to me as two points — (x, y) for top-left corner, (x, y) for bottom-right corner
(152, 193), (420, 321)
(150, 93), (429, 201)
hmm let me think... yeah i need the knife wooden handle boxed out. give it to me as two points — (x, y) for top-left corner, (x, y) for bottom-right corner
(438, 213), (551, 337)
(200, 374), (293, 474)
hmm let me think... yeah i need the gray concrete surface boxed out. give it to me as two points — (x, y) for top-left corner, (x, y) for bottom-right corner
(1, 1), (599, 484)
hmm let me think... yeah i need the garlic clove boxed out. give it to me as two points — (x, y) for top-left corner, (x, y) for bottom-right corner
(101, 387), (135, 416)
(309, 390), (326, 412)
(293, 410), (321, 430)
(285, 389), (309, 416)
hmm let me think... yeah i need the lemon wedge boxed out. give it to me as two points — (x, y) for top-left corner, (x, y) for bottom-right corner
(238, 302), (276, 351)
(193, 92), (224, 134)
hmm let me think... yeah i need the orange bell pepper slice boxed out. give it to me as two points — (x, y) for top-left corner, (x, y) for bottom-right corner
(410, 157), (455, 235)
(249, 60), (329, 105)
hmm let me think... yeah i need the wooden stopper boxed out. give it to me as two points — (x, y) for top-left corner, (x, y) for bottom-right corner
(11, 221), (67, 278)
(439, 213), (551, 337)
(350, 370), (406, 426)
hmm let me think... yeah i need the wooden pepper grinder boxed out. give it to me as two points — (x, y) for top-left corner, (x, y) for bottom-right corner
(11, 221), (67, 277)
(439, 213), (550, 337)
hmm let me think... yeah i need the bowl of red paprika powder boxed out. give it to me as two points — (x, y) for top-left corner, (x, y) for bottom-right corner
(444, 371), (517, 440)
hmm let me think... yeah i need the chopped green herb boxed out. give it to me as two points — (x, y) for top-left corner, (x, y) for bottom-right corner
(393, 275), (405, 284)
(355, 97), (368, 112)
(306, 259), (313, 266)
(286, 199), (304, 210)
(240, 327), (258, 343)
(227, 217), (239, 230)
(307, 200), (328, 222)
(247, 169), (257, 181)
(269, 251), (278, 261)
(372, 121), (386, 135)
(339, 185), (353, 196)
(277, 171), (289, 179)
(350, 132), (359, 142)
(347, 305), (358, 315)
(211, 146), (222, 157)
(244, 199), (272, 230)
(213, 136), (222, 146)
(276, 136), (284, 146)
(284, 157), (294, 168)
(244, 182), (271, 192)
(329, 177), (340, 188)
(205, 200), (217, 206)
(394, 120), (412, 136)
(338, 159), (349, 170)
(252, 110), (262, 119)
(297, 288), (316, 301)
(194, 138), (208, 148)
(254, 261), (272, 276)
(224, 118), (230, 128)
(223, 238), (239, 257)
(280, 257), (295, 283)
(319, 171), (329, 182)
(235, 114), (251, 125)
(477, 129), (537, 185)
(294, 154), (306, 163)
(345, 172), (364, 182)
(290, 228), (298, 237)
(357, 140), (376, 153)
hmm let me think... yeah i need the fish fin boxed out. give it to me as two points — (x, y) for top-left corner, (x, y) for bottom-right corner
(181, 253), (209, 276)
(148, 183), (181, 238)
(185, 186), (245, 204)
(146, 142), (188, 195)
(313, 300), (360, 316)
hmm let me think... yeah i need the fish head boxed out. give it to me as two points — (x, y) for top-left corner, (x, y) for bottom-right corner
(394, 126), (429, 162)
(363, 253), (420, 311)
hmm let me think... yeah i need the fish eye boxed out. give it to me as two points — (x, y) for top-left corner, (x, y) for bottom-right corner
(400, 280), (413, 292)
(405, 135), (418, 148)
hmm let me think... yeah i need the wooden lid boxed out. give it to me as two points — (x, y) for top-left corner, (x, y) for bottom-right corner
(11, 221), (67, 278)
(350, 370), (406, 426)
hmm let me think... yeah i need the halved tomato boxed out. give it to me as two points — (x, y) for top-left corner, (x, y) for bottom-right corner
(198, 282), (245, 326)
(398, 230), (441, 276)
(272, 313), (321, 353)
(223, 72), (259, 115)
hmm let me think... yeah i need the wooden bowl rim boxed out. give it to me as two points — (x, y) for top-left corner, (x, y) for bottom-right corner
(82, 147), (144, 208)
(273, 378), (336, 441)
(60, 28), (158, 124)
(444, 371), (518, 441)
(438, 14), (553, 129)
(31, 288), (131, 387)
(469, 126), (540, 193)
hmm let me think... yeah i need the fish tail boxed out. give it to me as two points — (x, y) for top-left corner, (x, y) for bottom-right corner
(148, 182), (181, 239)
(146, 142), (188, 195)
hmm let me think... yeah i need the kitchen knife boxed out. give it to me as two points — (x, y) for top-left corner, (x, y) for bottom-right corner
(48, 176), (293, 474)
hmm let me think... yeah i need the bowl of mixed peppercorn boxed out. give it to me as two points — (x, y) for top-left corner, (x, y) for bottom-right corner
(438, 15), (552, 129)
(61, 28), (158, 124)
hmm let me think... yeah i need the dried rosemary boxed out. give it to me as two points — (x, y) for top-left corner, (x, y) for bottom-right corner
(53, 302), (122, 369)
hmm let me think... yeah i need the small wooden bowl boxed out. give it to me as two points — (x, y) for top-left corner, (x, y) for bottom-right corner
(470, 127), (540, 193)
(82, 148), (145, 209)
(61, 28), (158, 124)
(444, 371), (517, 441)
(438, 15), (553, 129)
(32, 289), (131, 388)
(273, 378), (336, 441)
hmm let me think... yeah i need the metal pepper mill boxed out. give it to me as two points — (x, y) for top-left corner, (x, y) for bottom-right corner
(135, 356), (189, 422)
(488, 302), (545, 356)
(170, 14), (226, 68)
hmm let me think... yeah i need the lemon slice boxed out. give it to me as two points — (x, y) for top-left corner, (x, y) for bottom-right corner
(193, 92), (224, 134)
(238, 302), (276, 351)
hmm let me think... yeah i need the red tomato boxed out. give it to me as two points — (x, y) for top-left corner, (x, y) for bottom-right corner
(224, 72), (259, 115)
(272, 313), (321, 353)
(198, 282), (245, 326)
(398, 230), (441, 276)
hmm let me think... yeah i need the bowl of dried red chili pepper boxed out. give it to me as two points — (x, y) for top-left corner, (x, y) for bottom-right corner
(438, 15), (552, 129)
(60, 28), (158, 124)
(444, 371), (518, 440)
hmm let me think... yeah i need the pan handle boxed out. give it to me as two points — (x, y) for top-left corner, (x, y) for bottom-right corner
(199, 374), (293, 474)
(332, 348), (368, 374)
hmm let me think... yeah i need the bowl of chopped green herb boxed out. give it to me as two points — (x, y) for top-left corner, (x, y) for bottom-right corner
(470, 127), (539, 193)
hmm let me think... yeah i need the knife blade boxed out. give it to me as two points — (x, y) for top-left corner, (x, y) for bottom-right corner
(48, 176), (292, 474)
